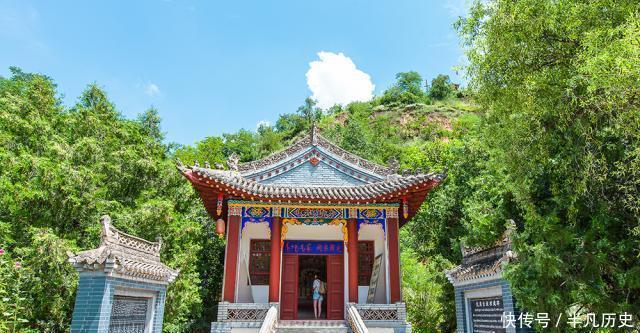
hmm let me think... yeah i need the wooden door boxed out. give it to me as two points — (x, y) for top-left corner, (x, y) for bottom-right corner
(280, 254), (298, 319)
(326, 254), (344, 320)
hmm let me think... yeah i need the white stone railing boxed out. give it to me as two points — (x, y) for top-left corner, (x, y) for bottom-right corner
(353, 303), (407, 322)
(217, 302), (272, 322)
(347, 303), (369, 333)
(258, 306), (278, 333)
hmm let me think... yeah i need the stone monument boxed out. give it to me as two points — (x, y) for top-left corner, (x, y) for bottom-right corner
(68, 215), (179, 333)
(445, 225), (530, 333)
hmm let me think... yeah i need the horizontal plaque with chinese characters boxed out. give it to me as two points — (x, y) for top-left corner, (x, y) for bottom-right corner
(282, 240), (344, 255)
(470, 296), (505, 333)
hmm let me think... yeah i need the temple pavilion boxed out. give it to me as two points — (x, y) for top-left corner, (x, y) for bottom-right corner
(178, 125), (443, 333)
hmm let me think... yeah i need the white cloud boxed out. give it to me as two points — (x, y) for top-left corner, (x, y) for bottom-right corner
(144, 83), (161, 97)
(256, 120), (271, 129)
(306, 51), (374, 109)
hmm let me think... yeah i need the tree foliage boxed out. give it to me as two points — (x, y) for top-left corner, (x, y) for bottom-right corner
(0, 68), (223, 332)
(457, 0), (640, 326)
(427, 74), (453, 100)
(379, 71), (431, 106)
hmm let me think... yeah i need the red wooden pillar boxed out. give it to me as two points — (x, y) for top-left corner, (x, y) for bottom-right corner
(347, 218), (359, 303)
(387, 217), (402, 303)
(269, 216), (281, 302)
(222, 214), (240, 302)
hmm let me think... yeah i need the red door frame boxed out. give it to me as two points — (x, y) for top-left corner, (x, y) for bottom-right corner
(280, 253), (344, 320)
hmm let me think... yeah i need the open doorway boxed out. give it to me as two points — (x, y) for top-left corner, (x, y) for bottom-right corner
(297, 255), (327, 319)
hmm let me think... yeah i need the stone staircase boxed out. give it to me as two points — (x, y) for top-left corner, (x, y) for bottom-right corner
(213, 303), (410, 333)
(275, 320), (349, 333)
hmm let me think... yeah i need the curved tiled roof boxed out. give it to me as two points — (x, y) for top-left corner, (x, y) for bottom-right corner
(444, 252), (512, 285)
(68, 215), (179, 283)
(445, 226), (515, 286)
(178, 125), (445, 224)
(181, 166), (443, 202)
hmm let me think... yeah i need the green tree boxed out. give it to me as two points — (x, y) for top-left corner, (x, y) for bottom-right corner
(175, 136), (226, 167)
(0, 69), (222, 332)
(139, 107), (165, 142)
(296, 97), (322, 126)
(256, 124), (284, 157)
(0, 247), (30, 333)
(275, 113), (307, 141)
(379, 71), (430, 105)
(427, 74), (453, 100)
(401, 230), (452, 333)
(222, 129), (259, 162)
(395, 71), (424, 97)
(13, 229), (78, 332)
(402, 113), (514, 331)
(458, 0), (640, 325)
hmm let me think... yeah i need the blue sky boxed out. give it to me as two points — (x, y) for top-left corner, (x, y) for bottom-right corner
(1, 0), (468, 145)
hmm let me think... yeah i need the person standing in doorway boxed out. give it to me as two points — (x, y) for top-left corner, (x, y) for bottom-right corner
(312, 274), (324, 319)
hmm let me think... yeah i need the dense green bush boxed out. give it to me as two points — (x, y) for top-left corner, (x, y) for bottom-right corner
(0, 68), (222, 332)
(457, 0), (640, 329)
(427, 74), (453, 100)
(378, 71), (431, 106)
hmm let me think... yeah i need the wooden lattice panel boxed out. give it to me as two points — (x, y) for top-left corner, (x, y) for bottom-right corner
(226, 308), (269, 321)
(358, 308), (399, 321)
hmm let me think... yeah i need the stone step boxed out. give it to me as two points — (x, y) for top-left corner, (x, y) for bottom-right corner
(276, 320), (349, 333)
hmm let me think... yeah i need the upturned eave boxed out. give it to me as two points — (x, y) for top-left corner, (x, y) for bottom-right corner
(177, 164), (444, 224)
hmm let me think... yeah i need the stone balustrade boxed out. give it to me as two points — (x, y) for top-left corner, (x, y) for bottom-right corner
(352, 302), (411, 333)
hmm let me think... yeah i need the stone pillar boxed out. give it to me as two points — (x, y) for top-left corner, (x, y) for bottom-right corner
(223, 214), (241, 302)
(347, 218), (359, 303)
(387, 217), (402, 303)
(269, 216), (281, 302)
(70, 273), (110, 332)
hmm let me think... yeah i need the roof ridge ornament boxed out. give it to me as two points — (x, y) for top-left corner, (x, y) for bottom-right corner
(100, 215), (112, 242)
(311, 122), (319, 146)
(99, 215), (163, 256)
(227, 153), (239, 171)
(386, 157), (400, 174)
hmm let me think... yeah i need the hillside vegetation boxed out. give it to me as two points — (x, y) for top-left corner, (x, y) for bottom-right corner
(1, 1), (639, 332)
(0, 66), (473, 332)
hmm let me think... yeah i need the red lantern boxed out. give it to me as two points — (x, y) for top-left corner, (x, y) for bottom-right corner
(215, 218), (226, 238)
